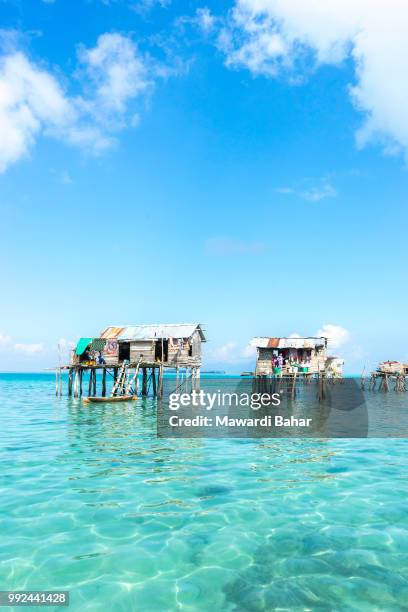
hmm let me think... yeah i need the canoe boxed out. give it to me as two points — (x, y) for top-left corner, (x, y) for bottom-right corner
(83, 396), (138, 403)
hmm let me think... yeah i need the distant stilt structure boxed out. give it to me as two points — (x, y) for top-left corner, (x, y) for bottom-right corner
(363, 358), (408, 393)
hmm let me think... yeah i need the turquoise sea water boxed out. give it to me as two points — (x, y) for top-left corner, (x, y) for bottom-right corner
(1, 373), (408, 611)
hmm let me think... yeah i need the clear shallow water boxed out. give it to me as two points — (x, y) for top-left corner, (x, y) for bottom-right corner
(1, 374), (408, 611)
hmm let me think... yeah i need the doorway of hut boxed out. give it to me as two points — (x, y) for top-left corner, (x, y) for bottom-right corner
(118, 342), (130, 363)
(155, 339), (168, 362)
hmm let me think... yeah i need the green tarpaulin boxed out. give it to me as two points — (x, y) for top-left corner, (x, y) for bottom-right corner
(75, 337), (93, 356)
(89, 338), (106, 352)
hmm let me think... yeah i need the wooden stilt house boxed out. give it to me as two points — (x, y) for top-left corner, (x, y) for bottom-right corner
(253, 336), (329, 376)
(72, 323), (206, 372)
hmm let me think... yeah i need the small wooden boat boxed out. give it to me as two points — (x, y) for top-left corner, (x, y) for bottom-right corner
(83, 395), (138, 404)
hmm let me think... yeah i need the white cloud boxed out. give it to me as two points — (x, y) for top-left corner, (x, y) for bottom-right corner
(131, 0), (171, 16)
(14, 342), (44, 354)
(276, 179), (336, 202)
(209, 341), (237, 362)
(205, 237), (265, 255)
(0, 332), (45, 354)
(0, 32), (169, 172)
(218, 0), (408, 161)
(0, 333), (12, 346)
(208, 340), (257, 364)
(0, 52), (73, 173)
(316, 324), (350, 349)
(302, 182), (336, 202)
(241, 340), (257, 359)
(78, 33), (150, 120)
(195, 7), (217, 34)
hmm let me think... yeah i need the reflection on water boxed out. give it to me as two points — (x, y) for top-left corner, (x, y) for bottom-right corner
(1, 374), (408, 610)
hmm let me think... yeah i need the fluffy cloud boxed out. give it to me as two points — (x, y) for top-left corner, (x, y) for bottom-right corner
(195, 7), (217, 34)
(14, 343), (44, 354)
(0, 32), (163, 172)
(0, 52), (73, 172)
(0, 330), (47, 355)
(207, 340), (257, 364)
(316, 324), (350, 349)
(78, 33), (150, 120)
(217, 0), (408, 160)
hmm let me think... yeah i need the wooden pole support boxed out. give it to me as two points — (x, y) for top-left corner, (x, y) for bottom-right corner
(88, 369), (93, 397)
(142, 367), (147, 396)
(68, 368), (73, 397)
(102, 368), (106, 397)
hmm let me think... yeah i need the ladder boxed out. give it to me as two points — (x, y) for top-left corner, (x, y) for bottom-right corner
(111, 362), (129, 396)
(125, 358), (142, 395)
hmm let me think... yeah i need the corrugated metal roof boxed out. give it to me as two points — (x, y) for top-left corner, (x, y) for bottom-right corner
(100, 326), (124, 339)
(253, 337), (326, 349)
(100, 323), (205, 342)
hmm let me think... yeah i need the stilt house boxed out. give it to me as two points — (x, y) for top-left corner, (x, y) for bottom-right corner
(72, 323), (206, 371)
(253, 336), (328, 376)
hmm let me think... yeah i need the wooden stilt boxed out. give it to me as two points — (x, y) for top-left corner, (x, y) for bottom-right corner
(102, 368), (106, 397)
(158, 364), (163, 399)
(142, 367), (147, 396)
(291, 372), (297, 397)
(74, 369), (79, 398)
(79, 369), (83, 397)
(152, 367), (157, 396)
(88, 369), (93, 397)
(92, 369), (97, 395)
(68, 368), (73, 397)
(135, 363), (140, 396)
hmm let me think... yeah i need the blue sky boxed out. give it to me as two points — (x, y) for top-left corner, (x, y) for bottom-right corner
(0, 0), (407, 372)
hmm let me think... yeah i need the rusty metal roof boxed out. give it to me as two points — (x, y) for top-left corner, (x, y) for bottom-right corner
(100, 323), (206, 342)
(100, 326), (124, 339)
